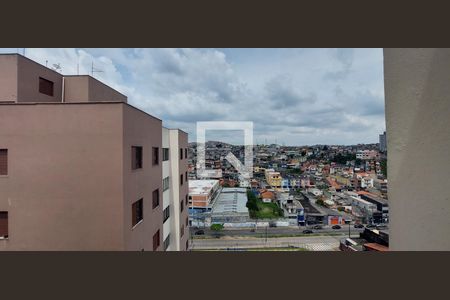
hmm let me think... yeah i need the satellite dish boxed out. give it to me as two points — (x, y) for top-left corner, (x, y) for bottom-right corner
(52, 63), (62, 72)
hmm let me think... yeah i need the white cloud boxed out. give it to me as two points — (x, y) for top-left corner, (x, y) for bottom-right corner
(0, 48), (385, 145)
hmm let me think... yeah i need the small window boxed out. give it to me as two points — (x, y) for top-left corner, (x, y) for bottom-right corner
(164, 234), (170, 251)
(0, 149), (7, 176)
(0, 212), (8, 238)
(152, 189), (160, 209)
(132, 199), (143, 227)
(185, 194), (188, 206)
(185, 171), (188, 181)
(153, 230), (160, 251)
(163, 176), (170, 191)
(186, 216), (189, 227)
(162, 148), (169, 161)
(132, 146), (143, 170)
(181, 225), (185, 237)
(163, 206), (170, 223)
(180, 174), (183, 186)
(180, 200), (184, 213)
(185, 148), (188, 158)
(153, 147), (159, 165)
(180, 148), (183, 160)
(39, 77), (54, 96)
(186, 240), (189, 251)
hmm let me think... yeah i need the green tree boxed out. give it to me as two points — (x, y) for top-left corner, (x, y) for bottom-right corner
(210, 224), (224, 231)
(380, 158), (387, 177)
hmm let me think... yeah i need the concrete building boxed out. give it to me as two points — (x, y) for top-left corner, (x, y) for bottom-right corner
(265, 168), (282, 189)
(188, 179), (220, 211)
(356, 150), (378, 160)
(210, 187), (250, 223)
(0, 53), (189, 251)
(384, 48), (450, 250)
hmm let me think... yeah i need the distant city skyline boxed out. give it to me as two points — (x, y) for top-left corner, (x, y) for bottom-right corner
(0, 48), (386, 145)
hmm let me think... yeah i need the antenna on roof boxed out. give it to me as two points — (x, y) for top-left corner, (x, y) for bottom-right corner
(91, 61), (104, 77)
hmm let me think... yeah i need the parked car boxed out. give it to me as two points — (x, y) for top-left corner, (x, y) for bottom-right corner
(313, 225), (323, 230)
(194, 230), (205, 235)
(376, 225), (388, 230)
(332, 225), (341, 229)
(366, 224), (377, 229)
(354, 224), (364, 228)
(303, 229), (313, 234)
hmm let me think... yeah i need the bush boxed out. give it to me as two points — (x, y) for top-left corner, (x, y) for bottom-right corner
(210, 224), (224, 231)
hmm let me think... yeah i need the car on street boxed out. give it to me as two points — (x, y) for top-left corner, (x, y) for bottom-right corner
(354, 224), (364, 228)
(194, 230), (205, 235)
(303, 229), (313, 234)
(313, 225), (323, 230)
(332, 225), (341, 229)
(366, 224), (377, 229)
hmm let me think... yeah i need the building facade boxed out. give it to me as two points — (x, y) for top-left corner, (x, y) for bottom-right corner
(0, 53), (188, 251)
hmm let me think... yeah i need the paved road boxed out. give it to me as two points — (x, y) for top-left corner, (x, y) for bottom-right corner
(191, 235), (348, 251)
(190, 225), (366, 237)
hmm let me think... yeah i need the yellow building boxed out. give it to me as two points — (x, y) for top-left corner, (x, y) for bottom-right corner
(265, 169), (282, 188)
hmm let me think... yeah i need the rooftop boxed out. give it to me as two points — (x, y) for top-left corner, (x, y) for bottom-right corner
(211, 188), (249, 216)
(189, 179), (219, 196)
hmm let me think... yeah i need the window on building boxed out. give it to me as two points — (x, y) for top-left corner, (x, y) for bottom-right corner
(163, 206), (170, 223)
(186, 216), (189, 227)
(185, 171), (188, 181)
(39, 77), (54, 96)
(163, 176), (170, 191)
(131, 146), (143, 170)
(180, 200), (184, 213)
(180, 174), (183, 186)
(0, 149), (7, 176)
(181, 225), (185, 237)
(0, 212), (8, 238)
(153, 147), (159, 165)
(164, 234), (170, 251)
(186, 240), (189, 251)
(180, 148), (183, 160)
(153, 230), (160, 251)
(152, 189), (160, 209)
(132, 199), (143, 227)
(185, 194), (188, 206)
(162, 148), (169, 161)
(185, 148), (188, 158)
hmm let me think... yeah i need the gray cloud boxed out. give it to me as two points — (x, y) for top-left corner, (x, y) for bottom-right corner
(0, 48), (385, 145)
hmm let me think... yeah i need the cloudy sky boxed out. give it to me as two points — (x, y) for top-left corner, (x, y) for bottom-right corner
(1, 48), (385, 146)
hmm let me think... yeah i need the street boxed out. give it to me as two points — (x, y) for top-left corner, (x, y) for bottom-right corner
(191, 235), (349, 251)
(190, 225), (366, 238)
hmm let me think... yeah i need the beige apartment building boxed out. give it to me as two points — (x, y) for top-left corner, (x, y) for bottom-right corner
(0, 53), (189, 251)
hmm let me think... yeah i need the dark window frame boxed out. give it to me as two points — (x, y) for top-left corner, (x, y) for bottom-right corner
(180, 174), (183, 186)
(152, 189), (160, 209)
(163, 205), (170, 223)
(39, 77), (54, 96)
(0, 149), (7, 176)
(132, 199), (144, 227)
(131, 146), (143, 170)
(152, 147), (159, 166)
(180, 148), (183, 160)
(0, 211), (8, 238)
(162, 148), (169, 161)
(153, 230), (160, 251)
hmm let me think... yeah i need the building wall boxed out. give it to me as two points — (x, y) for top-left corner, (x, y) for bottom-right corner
(0, 103), (124, 250)
(0, 55), (18, 102)
(168, 129), (190, 251)
(16, 55), (63, 103)
(384, 48), (450, 250)
(64, 76), (127, 103)
(162, 127), (172, 250)
(122, 105), (163, 251)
